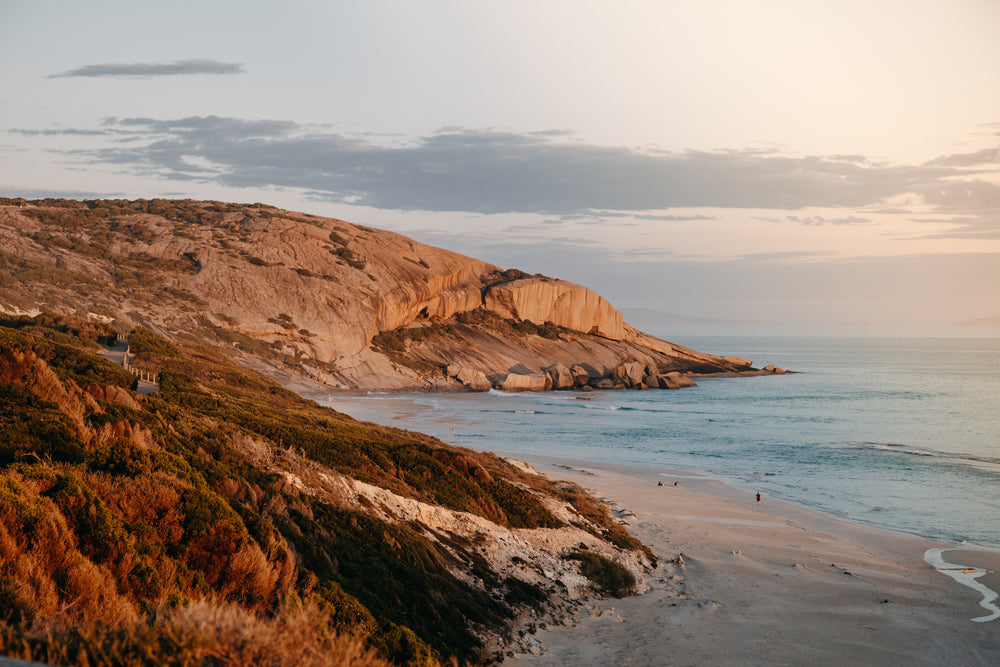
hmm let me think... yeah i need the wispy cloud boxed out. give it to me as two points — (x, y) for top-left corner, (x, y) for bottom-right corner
(49, 59), (245, 79)
(555, 210), (716, 223)
(786, 215), (872, 226)
(739, 250), (836, 262)
(922, 147), (1000, 167)
(10, 114), (1000, 240)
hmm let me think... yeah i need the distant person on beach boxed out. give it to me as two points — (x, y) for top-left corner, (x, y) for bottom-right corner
(674, 481), (679, 486)
(658, 481), (664, 486)
(756, 492), (763, 505)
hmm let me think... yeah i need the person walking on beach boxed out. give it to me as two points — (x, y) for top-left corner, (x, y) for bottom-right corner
(756, 492), (763, 505)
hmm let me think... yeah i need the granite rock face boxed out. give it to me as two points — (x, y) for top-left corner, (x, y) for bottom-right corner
(484, 278), (625, 340)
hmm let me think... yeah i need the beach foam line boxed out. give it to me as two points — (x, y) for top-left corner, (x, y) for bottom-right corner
(924, 548), (1000, 623)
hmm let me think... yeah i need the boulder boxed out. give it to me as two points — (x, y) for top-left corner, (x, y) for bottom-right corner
(455, 367), (491, 391)
(497, 373), (551, 392)
(544, 362), (575, 389)
(613, 361), (645, 388)
(723, 355), (753, 368)
(594, 378), (616, 390)
(660, 372), (697, 390)
(570, 365), (591, 387)
(642, 374), (661, 389)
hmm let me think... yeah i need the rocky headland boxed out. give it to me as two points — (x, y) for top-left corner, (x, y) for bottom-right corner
(0, 198), (783, 395)
(0, 198), (790, 665)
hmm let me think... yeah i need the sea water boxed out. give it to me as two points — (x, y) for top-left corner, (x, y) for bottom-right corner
(319, 337), (1000, 548)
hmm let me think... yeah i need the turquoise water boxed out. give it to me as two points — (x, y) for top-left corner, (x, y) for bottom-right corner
(319, 337), (1000, 548)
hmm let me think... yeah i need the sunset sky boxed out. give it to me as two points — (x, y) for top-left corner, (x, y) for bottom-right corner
(2, 0), (999, 336)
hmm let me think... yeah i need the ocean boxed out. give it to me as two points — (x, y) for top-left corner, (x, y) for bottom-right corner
(318, 337), (1000, 549)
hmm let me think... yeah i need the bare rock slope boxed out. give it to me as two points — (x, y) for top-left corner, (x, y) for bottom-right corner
(0, 198), (768, 392)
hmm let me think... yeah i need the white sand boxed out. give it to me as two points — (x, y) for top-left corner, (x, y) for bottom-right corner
(511, 458), (1000, 666)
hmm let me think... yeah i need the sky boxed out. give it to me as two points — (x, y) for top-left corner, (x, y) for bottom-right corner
(2, 0), (999, 337)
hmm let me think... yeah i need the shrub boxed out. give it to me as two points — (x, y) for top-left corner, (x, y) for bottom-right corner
(562, 551), (636, 597)
(0, 381), (88, 465)
(127, 327), (178, 362)
(372, 623), (439, 667)
(0, 599), (393, 667)
(502, 576), (548, 606)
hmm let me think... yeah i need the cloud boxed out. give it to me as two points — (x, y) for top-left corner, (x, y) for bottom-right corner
(14, 115), (1000, 231)
(786, 215), (872, 226)
(634, 213), (716, 222)
(556, 210), (716, 223)
(905, 214), (1000, 240)
(920, 179), (1000, 211)
(11, 128), (114, 136)
(0, 186), (127, 199)
(49, 59), (245, 78)
(738, 250), (836, 262)
(923, 147), (1000, 167)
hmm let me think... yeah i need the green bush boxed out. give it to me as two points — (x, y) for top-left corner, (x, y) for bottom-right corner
(127, 327), (178, 362)
(562, 551), (636, 597)
(0, 382), (87, 465)
(372, 623), (439, 667)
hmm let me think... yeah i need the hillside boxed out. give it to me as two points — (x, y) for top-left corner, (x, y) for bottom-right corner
(0, 198), (766, 394)
(0, 314), (654, 665)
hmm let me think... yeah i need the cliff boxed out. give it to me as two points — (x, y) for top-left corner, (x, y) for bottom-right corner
(484, 277), (624, 340)
(0, 198), (768, 393)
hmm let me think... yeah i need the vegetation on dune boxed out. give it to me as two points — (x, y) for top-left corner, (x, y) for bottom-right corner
(562, 550), (637, 598)
(0, 314), (646, 665)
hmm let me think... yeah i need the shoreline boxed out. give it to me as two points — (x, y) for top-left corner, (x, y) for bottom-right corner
(503, 455), (1000, 665)
(311, 392), (1000, 661)
(318, 390), (997, 550)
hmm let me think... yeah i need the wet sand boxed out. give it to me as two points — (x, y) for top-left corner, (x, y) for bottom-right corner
(511, 457), (1000, 666)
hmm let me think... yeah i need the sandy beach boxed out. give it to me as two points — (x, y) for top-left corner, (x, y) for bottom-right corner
(510, 457), (1000, 666)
